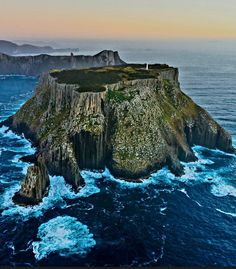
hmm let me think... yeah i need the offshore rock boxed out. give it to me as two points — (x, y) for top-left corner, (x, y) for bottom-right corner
(12, 155), (49, 206)
(3, 64), (234, 204)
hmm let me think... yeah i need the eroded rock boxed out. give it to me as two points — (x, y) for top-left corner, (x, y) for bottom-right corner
(13, 155), (49, 206)
(2, 64), (234, 204)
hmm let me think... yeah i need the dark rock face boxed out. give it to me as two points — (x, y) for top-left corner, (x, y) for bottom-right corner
(2, 64), (234, 205)
(184, 113), (233, 152)
(72, 130), (107, 170)
(0, 50), (126, 76)
(19, 154), (38, 164)
(12, 155), (49, 206)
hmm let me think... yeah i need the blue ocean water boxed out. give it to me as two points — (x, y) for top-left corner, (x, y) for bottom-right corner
(0, 47), (236, 266)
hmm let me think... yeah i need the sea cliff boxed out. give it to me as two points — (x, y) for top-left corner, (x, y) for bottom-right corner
(0, 50), (126, 76)
(1, 64), (234, 205)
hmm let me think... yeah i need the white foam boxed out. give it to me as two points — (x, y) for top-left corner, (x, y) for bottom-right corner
(0, 126), (22, 140)
(8, 145), (36, 154)
(193, 145), (236, 158)
(0, 75), (34, 78)
(0, 126), (36, 152)
(216, 208), (236, 217)
(193, 146), (216, 164)
(1, 174), (100, 221)
(179, 188), (190, 198)
(0, 125), (9, 135)
(32, 216), (96, 260)
(1, 123), (234, 222)
(232, 137), (236, 148)
(160, 206), (167, 215)
(98, 167), (175, 189)
(211, 183), (236, 198)
(194, 200), (203, 207)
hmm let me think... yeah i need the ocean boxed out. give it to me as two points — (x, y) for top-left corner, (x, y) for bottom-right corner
(0, 43), (236, 266)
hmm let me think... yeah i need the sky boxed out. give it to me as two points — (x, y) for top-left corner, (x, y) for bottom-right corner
(1, 0), (236, 41)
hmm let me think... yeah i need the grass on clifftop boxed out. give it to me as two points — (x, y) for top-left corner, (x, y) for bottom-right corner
(50, 64), (171, 92)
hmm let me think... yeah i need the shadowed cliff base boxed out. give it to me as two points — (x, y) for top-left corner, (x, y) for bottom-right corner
(1, 64), (235, 205)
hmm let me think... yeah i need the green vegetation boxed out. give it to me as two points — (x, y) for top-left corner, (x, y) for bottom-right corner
(107, 89), (133, 103)
(40, 110), (68, 142)
(50, 65), (171, 92)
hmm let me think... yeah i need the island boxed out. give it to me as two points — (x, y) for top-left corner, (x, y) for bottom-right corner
(1, 64), (234, 206)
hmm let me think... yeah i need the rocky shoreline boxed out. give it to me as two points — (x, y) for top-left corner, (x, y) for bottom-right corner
(1, 64), (235, 206)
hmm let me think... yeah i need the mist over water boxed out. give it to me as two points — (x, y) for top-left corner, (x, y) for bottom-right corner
(0, 42), (236, 266)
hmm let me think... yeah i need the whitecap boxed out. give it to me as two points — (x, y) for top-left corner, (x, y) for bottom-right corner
(211, 183), (236, 198)
(1, 174), (100, 221)
(99, 167), (175, 189)
(0, 126), (22, 140)
(179, 188), (190, 198)
(194, 200), (203, 207)
(0, 126), (36, 154)
(216, 208), (236, 217)
(8, 145), (36, 154)
(160, 206), (167, 215)
(32, 216), (96, 260)
(193, 145), (236, 158)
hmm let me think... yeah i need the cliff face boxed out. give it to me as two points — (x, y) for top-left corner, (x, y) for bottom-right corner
(2, 64), (234, 204)
(0, 50), (126, 76)
(12, 155), (49, 205)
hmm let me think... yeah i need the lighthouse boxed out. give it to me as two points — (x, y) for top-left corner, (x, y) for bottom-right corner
(146, 63), (149, 70)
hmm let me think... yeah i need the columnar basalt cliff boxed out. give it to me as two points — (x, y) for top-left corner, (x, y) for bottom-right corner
(0, 50), (126, 76)
(12, 155), (50, 205)
(1, 64), (235, 205)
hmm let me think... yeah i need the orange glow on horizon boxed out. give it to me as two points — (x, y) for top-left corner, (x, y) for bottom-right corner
(1, 0), (236, 40)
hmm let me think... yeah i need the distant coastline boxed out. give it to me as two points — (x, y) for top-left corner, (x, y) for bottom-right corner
(0, 40), (80, 56)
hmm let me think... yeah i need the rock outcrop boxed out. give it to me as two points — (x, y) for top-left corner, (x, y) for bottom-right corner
(2, 64), (234, 205)
(0, 50), (126, 76)
(12, 155), (49, 205)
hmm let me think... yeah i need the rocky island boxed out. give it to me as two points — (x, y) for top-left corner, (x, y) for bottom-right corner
(1, 64), (234, 205)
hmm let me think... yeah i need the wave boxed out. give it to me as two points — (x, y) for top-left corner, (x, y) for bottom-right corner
(216, 208), (236, 217)
(1, 123), (235, 222)
(0, 126), (36, 156)
(178, 188), (203, 207)
(32, 216), (96, 260)
(0, 126), (23, 140)
(86, 167), (176, 190)
(81, 143), (235, 197)
(0, 75), (36, 79)
(1, 174), (100, 221)
(211, 184), (236, 198)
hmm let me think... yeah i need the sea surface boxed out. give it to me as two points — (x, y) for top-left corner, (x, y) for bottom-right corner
(0, 44), (236, 266)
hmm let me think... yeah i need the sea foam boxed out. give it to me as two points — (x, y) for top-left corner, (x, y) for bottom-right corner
(32, 216), (96, 260)
(1, 174), (100, 220)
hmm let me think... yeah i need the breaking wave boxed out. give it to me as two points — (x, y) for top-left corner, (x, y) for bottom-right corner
(216, 209), (236, 217)
(1, 174), (100, 221)
(32, 216), (96, 260)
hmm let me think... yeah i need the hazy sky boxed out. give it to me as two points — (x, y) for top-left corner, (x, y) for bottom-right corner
(1, 0), (236, 40)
